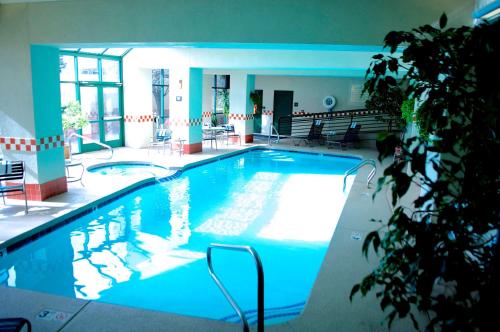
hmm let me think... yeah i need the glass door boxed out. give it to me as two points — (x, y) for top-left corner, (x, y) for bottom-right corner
(80, 85), (101, 152)
(80, 85), (123, 152)
(102, 87), (122, 146)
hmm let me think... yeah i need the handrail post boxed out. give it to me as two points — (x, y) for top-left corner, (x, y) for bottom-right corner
(207, 244), (265, 332)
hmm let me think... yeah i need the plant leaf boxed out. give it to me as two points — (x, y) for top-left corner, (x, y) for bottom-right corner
(349, 284), (360, 301)
(439, 13), (447, 29)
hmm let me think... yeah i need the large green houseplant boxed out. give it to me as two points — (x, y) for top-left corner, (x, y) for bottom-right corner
(350, 15), (500, 331)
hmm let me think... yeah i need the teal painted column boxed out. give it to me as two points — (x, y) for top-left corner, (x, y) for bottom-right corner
(30, 45), (67, 199)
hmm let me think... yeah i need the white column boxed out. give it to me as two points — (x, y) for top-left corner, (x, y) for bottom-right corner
(123, 51), (154, 148)
(228, 73), (254, 143)
(169, 67), (203, 153)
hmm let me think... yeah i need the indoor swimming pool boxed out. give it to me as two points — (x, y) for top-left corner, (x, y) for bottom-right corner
(0, 149), (360, 325)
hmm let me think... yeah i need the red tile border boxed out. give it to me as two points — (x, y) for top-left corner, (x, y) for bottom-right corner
(0, 135), (63, 152)
(6, 177), (67, 201)
(229, 114), (254, 121)
(123, 114), (155, 123)
(184, 142), (202, 154)
(169, 118), (203, 127)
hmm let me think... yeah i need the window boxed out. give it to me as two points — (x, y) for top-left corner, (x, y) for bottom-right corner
(78, 57), (98, 81)
(152, 69), (169, 125)
(59, 49), (124, 152)
(212, 75), (230, 125)
(60, 55), (75, 82)
(102, 59), (120, 82)
(60, 83), (76, 107)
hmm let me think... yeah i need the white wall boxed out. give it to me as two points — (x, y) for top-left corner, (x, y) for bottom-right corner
(256, 76), (366, 114)
(123, 50), (153, 148)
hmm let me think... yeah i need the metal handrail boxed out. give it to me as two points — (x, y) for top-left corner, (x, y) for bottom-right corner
(268, 124), (280, 146)
(207, 244), (264, 332)
(67, 132), (113, 160)
(343, 159), (377, 192)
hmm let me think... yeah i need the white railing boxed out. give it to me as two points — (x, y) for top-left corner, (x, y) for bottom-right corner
(343, 159), (377, 192)
(207, 244), (264, 332)
(67, 133), (113, 160)
(268, 124), (280, 146)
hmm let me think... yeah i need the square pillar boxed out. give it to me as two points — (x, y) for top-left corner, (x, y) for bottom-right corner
(123, 55), (154, 148)
(169, 67), (203, 154)
(0, 45), (67, 200)
(228, 73), (255, 143)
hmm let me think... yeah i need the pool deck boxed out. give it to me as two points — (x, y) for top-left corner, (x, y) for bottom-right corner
(0, 138), (417, 331)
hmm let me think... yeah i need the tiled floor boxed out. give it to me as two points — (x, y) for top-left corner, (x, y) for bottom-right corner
(1, 138), (417, 331)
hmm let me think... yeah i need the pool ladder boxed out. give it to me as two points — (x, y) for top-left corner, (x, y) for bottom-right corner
(343, 159), (377, 192)
(207, 244), (264, 332)
(267, 124), (280, 146)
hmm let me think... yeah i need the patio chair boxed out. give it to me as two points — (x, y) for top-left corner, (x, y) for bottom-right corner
(202, 128), (218, 150)
(0, 160), (28, 214)
(293, 120), (324, 146)
(0, 317), (32, 332)
(327, 123), (361, 149)
(148, 128), (172, 154)
(223, 124), (241, 146)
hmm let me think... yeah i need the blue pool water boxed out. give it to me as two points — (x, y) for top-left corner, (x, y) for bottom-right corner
(87, 162), (170, 177)
(0, 149), (359, 324)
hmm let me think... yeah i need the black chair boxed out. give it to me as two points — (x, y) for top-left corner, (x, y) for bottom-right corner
(0, 317), (31, 332)
(223, 124), (241, 145)
(292, 119), (325, 146)
(327, 123), (362, 149)
(307, 120), (325, 144)
(202, 128), (218, 150)
(0, 160), (28, 214)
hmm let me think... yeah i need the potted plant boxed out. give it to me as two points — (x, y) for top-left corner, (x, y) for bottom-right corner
(221, 89), (230, 122)
(62, 101), (88, 159)
(351, 14), (500, 331)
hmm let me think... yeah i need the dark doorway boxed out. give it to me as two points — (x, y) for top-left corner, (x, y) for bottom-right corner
(253, 89), (263, 134)
(273, 90), (293, 135)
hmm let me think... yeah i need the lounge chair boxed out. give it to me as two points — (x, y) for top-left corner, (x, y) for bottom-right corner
(148, 128), (172, 154)
(293, 120), (325, 146)
(327, 123), (361, 149)
(0, 160), (28, 214)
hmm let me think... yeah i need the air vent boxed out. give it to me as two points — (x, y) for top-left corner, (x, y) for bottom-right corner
(350, 84), (366, 104)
